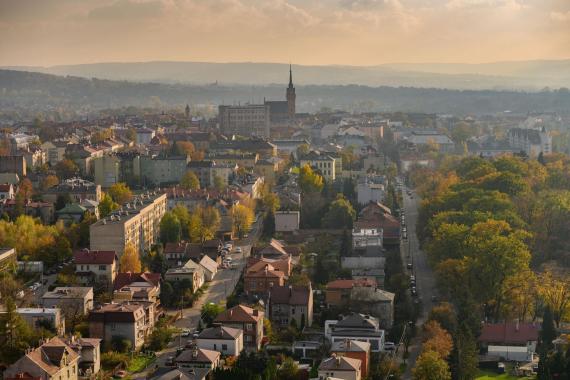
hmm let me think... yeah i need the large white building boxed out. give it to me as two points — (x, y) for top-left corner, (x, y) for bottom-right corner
(508, 127), (552, 158)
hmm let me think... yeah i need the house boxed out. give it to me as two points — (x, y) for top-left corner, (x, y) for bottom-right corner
(352, 227), (383, 250)
(244, 262), (285, 295)
(247, 256), (292, 276)
(331, 340), (371, 378)
(65, 336), (102, 378)
(164, 241), (192, 267)
(113, 272), (161, 306)
(300, 151), (336, 181)
(325, 313), (385, 352)
(325, 279), (376, 307)
(4, 337), (80, 380)
(42, 287), (94, 320)
(214, 305), (264, 351)
(202, 239), (223, 264)
(268, 284), (313, 328)
(73, 249), (118, 290)
(253, 239), (293, 260)
(0, 247), (17, 272)
(318, 355), (362, 380)
(478, 322), (540, 358)
(88, 302), (153, 350)
(199, 255), (218, 281)
(292, 341), (322, 360)
(17, 307), (66, 336)
(349, 287), (395, 329)
(149, 368), (209, 380)
(0, 183), (16, 200)
(165, 260), (205, 293)
(357, 202), (400, 246)
(196, 325), (244, 357)
(175, 346), (221, 370)
(274, 211), (300, 233)
(56, 204), (88, 225)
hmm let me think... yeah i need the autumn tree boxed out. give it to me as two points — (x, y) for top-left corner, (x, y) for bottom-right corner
(412, 350), (451, 380)
(55, 159), (79, 179)
(0, 297), (34, 363)
(108, 183), (133, 205)
(189, 206), (221, 243)
(213, 174), (225, 191)
(299, 164), (324, 194)
(160, 212), (181, 244)
(171, 204), (191, 238)
(180, 171), (200, 190)
(98, 193), (118, 218)
(40, 175), (59, 191)
(174, 141), (195, 156)
(422, 321), (453, 359)
(232, 204), (254, 238)
(538, 271), (570, 327)
(322, 194), (356, 229)
(120, 244), (142, 273)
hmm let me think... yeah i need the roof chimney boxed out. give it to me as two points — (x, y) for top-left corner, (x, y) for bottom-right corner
(515, 319), (520, 332)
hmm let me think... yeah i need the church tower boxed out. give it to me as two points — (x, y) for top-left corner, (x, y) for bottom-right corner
(286, 64), (296, 120)
(185, 104), (190, 119)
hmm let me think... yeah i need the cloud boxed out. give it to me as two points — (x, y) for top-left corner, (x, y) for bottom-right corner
(550, 10), (570, 21)
(88, 0), (164, 21)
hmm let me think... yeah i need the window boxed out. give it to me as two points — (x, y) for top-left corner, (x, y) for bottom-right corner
(213, 344), (217, 350)
(99, 265), (106, 271)
(222, 344), (228, 351)
(245, 323), (253, 331)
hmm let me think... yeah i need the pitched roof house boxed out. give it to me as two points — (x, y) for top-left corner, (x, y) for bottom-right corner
(268, 284), (313, 327)
(214, 305), (264, 351)
(318, 355), (362, 380)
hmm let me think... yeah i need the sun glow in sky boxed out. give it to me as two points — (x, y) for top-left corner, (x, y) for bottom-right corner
(0, 0), (569, 66)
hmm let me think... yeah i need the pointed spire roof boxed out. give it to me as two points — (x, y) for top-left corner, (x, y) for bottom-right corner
(289, 64), (293, 88)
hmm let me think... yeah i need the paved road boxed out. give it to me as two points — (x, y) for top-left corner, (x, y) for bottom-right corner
(133, 217), (263, 378)
(401, 187), (437, 379)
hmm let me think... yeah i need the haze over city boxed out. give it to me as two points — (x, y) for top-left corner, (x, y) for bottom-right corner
(1, 0), (569, 67)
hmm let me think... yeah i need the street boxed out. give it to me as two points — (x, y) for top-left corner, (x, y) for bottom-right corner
(400, 188), (437, 379)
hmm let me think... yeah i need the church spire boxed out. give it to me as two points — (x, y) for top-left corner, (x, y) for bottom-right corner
(289, 64), (293, 88)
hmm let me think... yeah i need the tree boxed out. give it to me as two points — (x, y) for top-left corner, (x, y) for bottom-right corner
(19, 178), (33, 199)
(55, 193), (72, 211)
(213, 174), (225, 191)
(278, 357), (299, 380)
(201, 303), (225, 327)
(232, 204), (254, 238)
(538, 271), (570, 327)
(189, 206), (221, 243)
(108, 183), (133, 205)
(180, 171), (200, 190)
(172, 204), (191, 238)
(0, 297), (34, 363)
(120, 243), (142, 273)
(40, 175), (59, 190)
(261, 191), (280, 214)
(412, 350), (451, 380)
(296, 143), (310, 159)
(189, 212), (204, 243)
(98, 193), (118, 218)
(55, 159), (79, 179)
(262, 212), (275, 239)
(91, 128), (114, 144)
(174, 141), (196, 156)
(160, 212), (181, 243)
(451, 324), (479, 380)
(422, 321), (453, 359)
(540, 307), (557, 351)
(428, 303), (457, 335)
(322, 194), (356, 229)
(299, 164), (324, 194)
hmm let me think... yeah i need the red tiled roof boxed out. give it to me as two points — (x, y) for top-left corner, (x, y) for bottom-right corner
(164, 241), (187, 254)
(114, 272), (161, 290)
(215, 304), (263, 323)
(269, 284), (311, 306)
(326, 278), (377, 290)
(74, 249), (117, 265)
(478, 323), (539, 345)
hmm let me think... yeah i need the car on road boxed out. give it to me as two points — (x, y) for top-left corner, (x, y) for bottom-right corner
(384, 342), (396, 351)
(180, 329), (192, 337)
(235, 247), (242, 254)
(407, 263), (413, 270)
(411, 288), (418, 297)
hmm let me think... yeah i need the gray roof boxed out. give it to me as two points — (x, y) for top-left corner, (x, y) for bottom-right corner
(336, 313), (379, 329)
(198, 325), (242, 340)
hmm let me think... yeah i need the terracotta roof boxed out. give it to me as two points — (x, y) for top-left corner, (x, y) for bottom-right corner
(318, 355), (361, 371)
(326, 278), (376, 290)
(269, 284), (312, 306)
(247, 257), (291, 275)
(74, 249), (117, 265)
(478, 323), (539, 345)
(215, 304), (263, 323)
(245, 263), (285, 279)
(0, 184), (13, 192)
(88, 303), (145, 323)
(114, 272), (161, 291)
(17, 337), (79, 376)
(164, 241), (187, 254)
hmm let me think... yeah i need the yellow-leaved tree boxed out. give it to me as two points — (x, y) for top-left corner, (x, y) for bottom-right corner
(120, 243), (142, 273)
(232, 204), (254, 238)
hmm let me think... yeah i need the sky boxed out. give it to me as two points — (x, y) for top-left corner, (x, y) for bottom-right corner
(0, 0), (569, 67)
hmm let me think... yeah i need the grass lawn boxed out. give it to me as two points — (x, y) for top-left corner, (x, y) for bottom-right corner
(126, 355), (155, 373)
(476, 369), (535, 380)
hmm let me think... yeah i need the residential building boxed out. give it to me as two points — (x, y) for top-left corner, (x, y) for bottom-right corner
(196, 326), (244, 357)
(349, 287), (395, 329)
(113, 272), (161, 306)
(300, 151), (336, 181)
(478, 322), (539, 358)
(218, 104), (270, 138)
(136, 128), (155, 145)
(149, 368), (208, 380)
(244, 262), (285, 295)
(356, 181), (384, 206)
(0, 247), (17, 272)
(268, 284), (313, 327)
(325, 279), (377, 308)
(331, 340), (370, 378)
(274, 211), (300, 233)
(508, 127), (552, 158)
(42, 178), (102, 204)
(0, 183), (16, 200)
(199, 255), (218, 282)
(42, 141), (68, 165)
(42, 287), (94, 320)
(74, 249), (118, 290)
(165, 260), (205, 294)
(292, 341), (322, 360)
(209, 139), (276, 159)
(340, 256), (385, 273)
(208, 153), (258, 168)
(318, 355), (362, 380)
(88, 302), (153, 350)
(214, 305), (264, 351)
(17, 307), (65, 336)
(175, 346), (221, 370)
(0, 155), (26, 177)
(89, 192), (167, 256)
(405, 131), (455, 153)
(65, 336), (102, 378)
(4, 337), (80, 380)
(140, 155), (190, 186)
(325, 313), (385, 352)
(187, 161), (236, 189)
(357, 202), (400, 246)
(56, 204), (88, 225)
(247, 256), (292, 276)
(352, 227), (383, 250)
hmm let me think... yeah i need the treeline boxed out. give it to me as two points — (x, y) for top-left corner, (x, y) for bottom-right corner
(411, 154), (570, 378)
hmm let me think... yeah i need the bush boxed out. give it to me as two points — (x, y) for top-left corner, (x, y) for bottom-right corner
(110, 336), (132, 353)
(101, 351), (129, 370)
(147, 326), (174, 351)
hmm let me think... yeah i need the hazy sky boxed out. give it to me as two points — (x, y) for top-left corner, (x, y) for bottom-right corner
(0, 0), (569, 67)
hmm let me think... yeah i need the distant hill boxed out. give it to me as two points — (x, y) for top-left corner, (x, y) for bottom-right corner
(4, 60), (570, 90)
(0, 69), (569, 121)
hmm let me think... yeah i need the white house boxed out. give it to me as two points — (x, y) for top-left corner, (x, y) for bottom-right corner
(275, 211), (300, 233)
(199, 255), (218, 282)
(196, 326), (244, 357)
(318, 355), (362, 380)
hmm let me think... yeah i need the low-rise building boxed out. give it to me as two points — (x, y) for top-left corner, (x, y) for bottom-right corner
(17, 307), (65, 336)
(244, 262), (285, 296)
(331, 340), (371, 378)
(41, 287), (94, 320)
(325, 279), (376, 308)
(66, 336), (102, 378)
(300, 151), (336, 181)
(113, 272), (161, 306)
(42, 178), (102, 204)
(478, 322), (539, 357)
(175, 346), (221, 370)
(325, 313), (385, 352)
(165, 260), (205, 294)
(274, 211), (300, 233)
(74, 249), (118, 290)
(196, 326), (244, 357)
(268, 284), (313, 328)
(4, 337), (80, 380)
(214, 305), (264, 351)
(199, 255), (218, 282)
(318, 355), (362, 380)
(0, 247), (17, 272)
(349, 287), (394, 329)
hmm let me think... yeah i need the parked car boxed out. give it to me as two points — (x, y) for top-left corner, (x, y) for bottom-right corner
(407, 263), (413, 270)
(384, 342), (396, 351)
(181, 329), (191, 337)
(235, 247), (242, 254)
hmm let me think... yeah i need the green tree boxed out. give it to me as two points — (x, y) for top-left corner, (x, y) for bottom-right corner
(540, 306), (557, 351)
(108, 183), (133, 205)
(180, 171), (200, 190)
(322, 194), (356, 229)
(412, 350), (451, 380)
(55, 159), (79, 179)
(98, 193), (118, 218)
(55, 193), (71, 211)
(299, 164), (324, 194)
(172, 204), (191, 238)
(451, 324), (479, 380)
(262, 212), (275, 239)
(278, 357), (299, 380)
(201, 303), (225, 327)
(160, 212), (181, 243)
(213, 174), (226, 191)
(0, 297), (34, 363)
